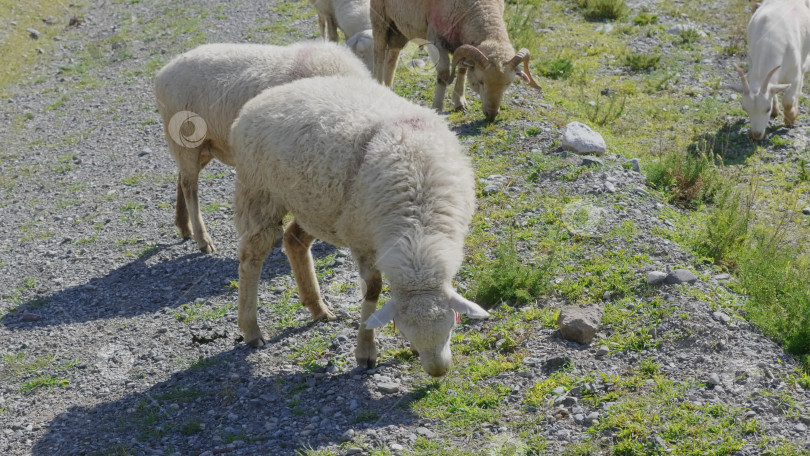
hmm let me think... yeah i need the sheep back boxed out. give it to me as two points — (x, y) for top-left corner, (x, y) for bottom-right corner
(231, 76), (475, 283)
(154, 42), (370, 165)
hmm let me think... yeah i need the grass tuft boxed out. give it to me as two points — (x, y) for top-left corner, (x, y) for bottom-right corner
(577, 0), (629, 21)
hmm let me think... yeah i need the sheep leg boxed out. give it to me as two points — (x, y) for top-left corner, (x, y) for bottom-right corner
(283, 219), (336, 321)
(432, 50), (452, 112)
(772, 96), (782, 119)
(382, 47), (402, 87)
(234, 194), (284, 347)
(174, 175), (192, 240)
(783, 81), (802, 125)
(451, 67), (469, 112)
(174, 144), (216, 253)
(354, 252), (382, 369)
(326, 15), (339, 42)
(317, 15), (327, 40)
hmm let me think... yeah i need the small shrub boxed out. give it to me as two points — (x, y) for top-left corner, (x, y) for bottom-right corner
(536, 57), (573, 80)
(692, 185), (752, 266)
(632, 12), (658, 25)
(577, 0), (629, 21)
(678, 28), (700, 45)
(472, 238), (555, 307)
(585, 92), (626, 126)
(621, 52), (660, 71)
(799, 158), (809, 182)
(769, 135), (791, 148)
(646, 148), (721, 207)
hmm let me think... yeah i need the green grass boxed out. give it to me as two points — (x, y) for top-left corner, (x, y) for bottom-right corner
(20, 374), (68, 394)
(621, 52), (661, 72)
(472, 237), (556, 307)
(576, 0), (629, 21)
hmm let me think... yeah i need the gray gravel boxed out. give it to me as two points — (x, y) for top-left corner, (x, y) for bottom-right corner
(1, 0), (809, 455)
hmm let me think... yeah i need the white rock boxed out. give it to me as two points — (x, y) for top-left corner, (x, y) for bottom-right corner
(561, 122), (607, 155)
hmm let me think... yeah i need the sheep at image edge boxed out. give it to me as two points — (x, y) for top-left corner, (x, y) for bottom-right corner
(154, 41), (371, 253)
(371, 0), (542, 120)
(308, 0), (374, 71)
(230, 75), (489, 377)
(728, 0), (810, 140)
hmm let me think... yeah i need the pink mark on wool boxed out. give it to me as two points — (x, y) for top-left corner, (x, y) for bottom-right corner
(428, 8), (461, 47)
(393, 117), (427, 131)
(289, 47), (315, 79)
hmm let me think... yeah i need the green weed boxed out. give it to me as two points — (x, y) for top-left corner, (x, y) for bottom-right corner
(621, 52), (660, 72)
(21, 374), (68, 394)
(632, 12), (658, 25)
(577, 0), (629, 21)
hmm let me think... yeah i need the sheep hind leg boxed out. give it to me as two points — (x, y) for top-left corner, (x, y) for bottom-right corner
(283, 220), (335, 321)
(772, 97), (782, 119)
(235, 197), (284, 347)
(174, 175), (192, 240)
(354, 252), (382, 369)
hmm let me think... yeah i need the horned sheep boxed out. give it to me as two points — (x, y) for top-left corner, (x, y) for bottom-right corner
(308, 0), (374, 71)
(728, 0), (810, 140)
(154, 42), (371, 252)
(370, 0), (541, 120)
(230, 75), (489, 377)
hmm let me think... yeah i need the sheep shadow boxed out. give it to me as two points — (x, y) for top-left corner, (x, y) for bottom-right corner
(687, 119), (759, 164)
(452, 117), (494, 137)
(1, 240), (337, 330)
(30, 346), (422, 456)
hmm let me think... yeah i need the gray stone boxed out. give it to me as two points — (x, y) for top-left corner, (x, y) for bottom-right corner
(596, 346), (610, 357)
(647, 271), (667, 285)
(416, 427), (437, 439)
(390, 443), (404, 451)
(573, 413), (584, 424)
(603, 182), (616, 193)
(667, 24), (707, 37)
(802, 207), (810, 215)
(712, 311), (731, 324)
(665, 269), (698, 284)
(27, 28), (40, 39)
(561, 121), (607, 155)
(580, 155), (604, 167)
(482, 184), (500, 195)
(345, 447), (363, 455)
(629, 158), (641, 173)
(557, 305), (603, 344)
(707, 373), (721, 386)
(552, 386), (566, 395)
(595, 23), (613, 33)
(378, 382), (400, 394)
(795, 423), (808, 433)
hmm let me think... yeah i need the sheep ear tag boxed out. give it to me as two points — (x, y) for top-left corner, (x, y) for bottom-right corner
(449, 291), (489, 319)
(365, 299), (397, 329)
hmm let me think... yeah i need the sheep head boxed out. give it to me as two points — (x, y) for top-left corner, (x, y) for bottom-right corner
(365, 288), (488, 377)
(453, 46), (541, 120)
(347, 29), (374, 73)
(728, 64), (790, 140)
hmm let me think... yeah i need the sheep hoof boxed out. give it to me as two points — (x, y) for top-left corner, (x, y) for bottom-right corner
(311, 308), (337, 321)
(245, 336), (266, 347)
(356, 357), (377, 369)
(198, 242), (216, 253)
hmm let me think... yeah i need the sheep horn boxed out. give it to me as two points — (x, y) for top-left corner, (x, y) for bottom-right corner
(733, 64), (750, 93)
(510, 48), (542, 90)
(760, 65), (781, 94)
(452, 45), (491, 71)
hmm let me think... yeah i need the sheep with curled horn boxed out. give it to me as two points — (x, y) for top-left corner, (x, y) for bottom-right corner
(371, 0), (541, 120)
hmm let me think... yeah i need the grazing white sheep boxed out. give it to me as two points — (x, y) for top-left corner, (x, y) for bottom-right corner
(728, 0), (810, 140)
(230, 75), (489, 377)
(308, 0), (374, 70)
(370, 0), (541, 120)
(154, 42), (370, 252)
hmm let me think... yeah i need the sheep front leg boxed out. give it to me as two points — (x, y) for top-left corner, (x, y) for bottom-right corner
(432, 50), (452, 112)
(783, 81), (802, 126)
(451, 67), (469, 112)
(174, 175), (192, 240)
(234, 189), (284, 347)
(354, 252), (382, 369)
(283, 220), (335, 321)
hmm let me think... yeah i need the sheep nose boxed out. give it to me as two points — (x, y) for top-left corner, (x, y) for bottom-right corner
(749, 131), (765, 141)
(424, 364), (449, 377)
(484, 109), (498, 121)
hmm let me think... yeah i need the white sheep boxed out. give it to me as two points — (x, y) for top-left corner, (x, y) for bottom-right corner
(370, 0), (541, 120)
(154, 41), (371, 252)
(308, 0), (374, 70)
(230, 75), (489, 377)
(728, 0), (810, 140)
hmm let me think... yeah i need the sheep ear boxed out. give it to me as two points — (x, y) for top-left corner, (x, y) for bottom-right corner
(364, 299), (397, 329)
(346, 33), (359, 48)
(726, 83), (746, 94)
(449, 291), (489, 319)
(769, 83), (790, 95)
